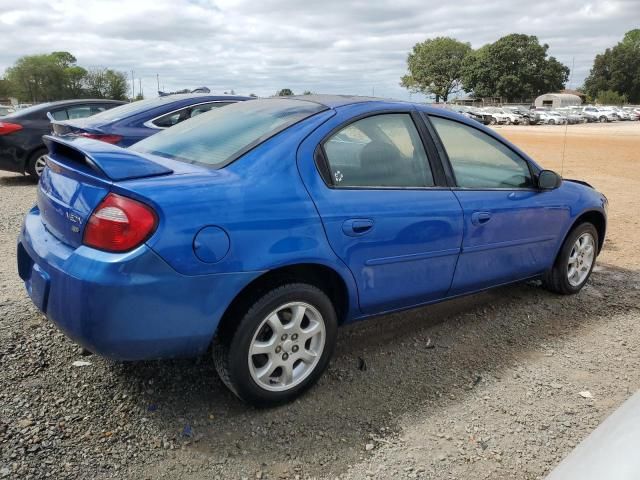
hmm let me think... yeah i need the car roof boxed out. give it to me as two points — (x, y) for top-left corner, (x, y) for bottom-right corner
(287, 94), (403, 108)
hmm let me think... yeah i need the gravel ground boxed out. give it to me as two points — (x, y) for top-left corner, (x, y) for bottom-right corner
(0, 122), (639, 480)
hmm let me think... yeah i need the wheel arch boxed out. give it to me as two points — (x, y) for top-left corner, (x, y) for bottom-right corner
(566, 209), (606, 254)
(214, 262), (353, 341)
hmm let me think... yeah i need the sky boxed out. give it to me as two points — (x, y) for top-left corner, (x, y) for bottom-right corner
(0, 0), (638, 101)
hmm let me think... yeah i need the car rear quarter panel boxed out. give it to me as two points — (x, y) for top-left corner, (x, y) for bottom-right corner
(117, 108), (360, 317)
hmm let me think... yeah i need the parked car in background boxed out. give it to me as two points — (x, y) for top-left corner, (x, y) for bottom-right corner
(51, 94), (251, 148)
(546, 111), (568, 125)
(503, 106), (534, 124)
(18, 95), (607, 406)
(557, 108), (588, 124)
(483, 107), (523, 125)
(531, 109), (554, 125)
(0, 99), (125, 178)
(0, 105), (15, 117)
(582, 106), (617, 123)
(609, 107), (630, 121)
(444, 105), (492, 125)
(623, 107), (640, 120)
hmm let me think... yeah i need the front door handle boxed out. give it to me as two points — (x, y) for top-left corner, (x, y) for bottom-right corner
(471, 211), (492, 226)
(342, 218), (374, 236)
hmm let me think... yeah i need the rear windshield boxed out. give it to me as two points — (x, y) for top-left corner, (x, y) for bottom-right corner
(83, 97), (185, 122)
(130, 99), (326, 168)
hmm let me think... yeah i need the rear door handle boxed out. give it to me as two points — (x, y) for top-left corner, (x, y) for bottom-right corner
(342, 218), (374, 236)
(471, 211), (492, 226)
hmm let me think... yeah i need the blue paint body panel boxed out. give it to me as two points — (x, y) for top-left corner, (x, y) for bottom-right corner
(17, 96), (608, 360)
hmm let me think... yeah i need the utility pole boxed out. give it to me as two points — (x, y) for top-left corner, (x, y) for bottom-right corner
(156, 74), (160, 93)
(131, 71), (135, 100)
(139, 78), (143, 99)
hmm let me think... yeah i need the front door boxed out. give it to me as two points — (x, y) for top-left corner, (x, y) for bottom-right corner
(428, 114), (569, 294)
(299, 109), (464, 314)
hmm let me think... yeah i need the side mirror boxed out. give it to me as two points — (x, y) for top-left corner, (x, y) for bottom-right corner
(538, 170), (562, 190)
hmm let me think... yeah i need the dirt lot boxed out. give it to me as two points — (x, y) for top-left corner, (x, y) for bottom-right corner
(0, 122), (639, 480)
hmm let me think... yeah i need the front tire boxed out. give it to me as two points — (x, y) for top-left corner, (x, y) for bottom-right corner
(544, 223), (598, 295)
(213, 283), (337, 407)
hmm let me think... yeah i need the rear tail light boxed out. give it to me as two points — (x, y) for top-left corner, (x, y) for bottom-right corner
(0, 122), (23, 136)
(83, 193), (157, 252)
(78, 132), (123, 145)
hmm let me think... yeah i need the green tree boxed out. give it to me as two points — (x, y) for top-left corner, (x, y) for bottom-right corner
(5, 53), (68, 102)
(461, 34), (569, 102)
(85, 69), (128, 100)
(0, 78), (10, 98)
(584, 29), (640, 103)
(596, 89), (627, 105)
(276, 88), (293, 96)
(401, 37), (471, 102)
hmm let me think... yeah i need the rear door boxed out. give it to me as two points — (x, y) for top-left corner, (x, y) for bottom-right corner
(298, 106), (463, 315)
(427, 114), (569, 294)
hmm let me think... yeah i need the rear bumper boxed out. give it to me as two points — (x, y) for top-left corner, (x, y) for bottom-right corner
(18, 206), (260, 360)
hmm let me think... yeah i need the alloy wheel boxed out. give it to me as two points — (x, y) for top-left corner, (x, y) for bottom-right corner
(248, 302), (326, 392)
(34, 154), (47, 177)
(567, 232), (595, 287)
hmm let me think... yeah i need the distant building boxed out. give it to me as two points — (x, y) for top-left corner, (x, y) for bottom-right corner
(534, 93), (582, 109)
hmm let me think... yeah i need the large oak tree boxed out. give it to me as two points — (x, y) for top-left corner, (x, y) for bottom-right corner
(461, 34), (569, 102)
(401, 37), (471, 102)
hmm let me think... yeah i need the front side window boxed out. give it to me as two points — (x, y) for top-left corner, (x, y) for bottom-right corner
(430, 116), (532, 189)
(323, 114), (434, 188)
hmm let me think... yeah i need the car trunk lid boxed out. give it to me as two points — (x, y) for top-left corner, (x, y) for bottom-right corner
(37, 136), (174, 248)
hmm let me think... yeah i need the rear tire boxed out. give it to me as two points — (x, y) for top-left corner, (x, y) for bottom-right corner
(26, 148), (48, 180)
(544, 223), (598, 295)
(213, 283), (337, 407)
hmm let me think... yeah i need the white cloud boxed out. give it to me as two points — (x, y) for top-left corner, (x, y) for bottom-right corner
(0, 0), (637, 100)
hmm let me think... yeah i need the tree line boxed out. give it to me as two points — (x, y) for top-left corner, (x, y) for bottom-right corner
(402, 30), (640, 105)
(0, 52), (128, 103)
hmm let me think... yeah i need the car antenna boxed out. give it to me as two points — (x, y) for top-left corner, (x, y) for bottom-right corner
(560, 57), (575, 177)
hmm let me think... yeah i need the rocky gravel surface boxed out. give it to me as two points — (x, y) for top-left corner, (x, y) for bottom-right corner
(1, 123), (639, 480)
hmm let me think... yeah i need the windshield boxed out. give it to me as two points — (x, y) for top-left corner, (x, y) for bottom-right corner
(130, 98), (326, 168)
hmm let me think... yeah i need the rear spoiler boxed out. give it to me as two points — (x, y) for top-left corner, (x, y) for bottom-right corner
(42, 135), (173, 181)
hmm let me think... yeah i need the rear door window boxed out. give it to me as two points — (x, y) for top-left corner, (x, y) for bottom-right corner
(323, 113), (434, 188)
(66, 105), (93, 119)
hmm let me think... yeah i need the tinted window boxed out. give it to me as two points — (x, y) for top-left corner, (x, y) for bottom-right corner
(66, 105), (93, 119)
(190, 102), (231, 118)
(86, 96), (202, 123)
(431, 116), (532, 189)
(152, 108), (189, 128)
(50, 109), (68, 121)
(323, 114), (433, 188)
(131, 99), (325, 167)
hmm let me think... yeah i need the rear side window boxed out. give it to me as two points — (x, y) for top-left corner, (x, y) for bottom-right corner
(430, 116), (533, 189)
(152, 108), (189, 128)
(66, 105), (92, 119)
(131, 99), (325, 168)
(323, 113), (433, 188)
(50, 110), (68, 121)
(190, 102), (231, 118)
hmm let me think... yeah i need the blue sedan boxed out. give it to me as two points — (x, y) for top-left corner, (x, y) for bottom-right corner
(18, 95), (607, 406)
(51, 93), (250, 147)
